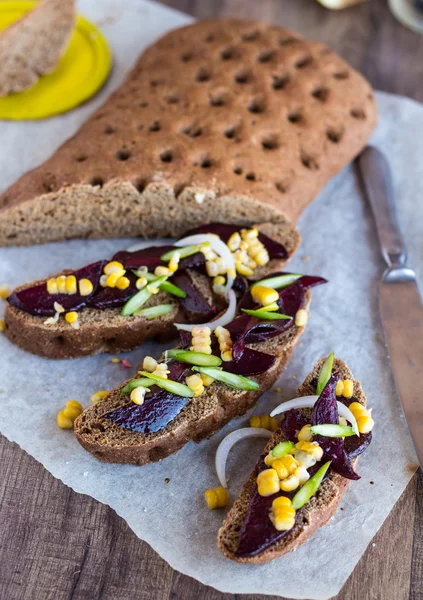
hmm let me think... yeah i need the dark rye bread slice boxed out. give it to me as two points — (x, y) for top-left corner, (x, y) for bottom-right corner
(0, 18), (376, 246)
(217, 358), (366, 563)
(4, 222), (299, 359)
(74, 293), (311, 464)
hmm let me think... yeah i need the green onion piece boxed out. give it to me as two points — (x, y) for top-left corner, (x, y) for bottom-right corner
(121, 276), (167, 316)
(292, 461), (332, 510)
(121, 378), (152, 394)
(271, 440), (295, 458)
(167, 349), (222, 367)
(133, 304), (174, 319)
(132, 271), (187, 298)
(251, 273), (302, 290)
(161, 242), (210, 261)
(261, 302), (279, 312)
(192, 367), (259, 391)
(310, 424), (355, 438)
(316, 351), (335, 395)
(241, 308), (292, 320)
(138, 371), (194, 397)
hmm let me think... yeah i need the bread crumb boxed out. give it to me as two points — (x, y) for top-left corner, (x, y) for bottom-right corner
(194, 192), (206, 204)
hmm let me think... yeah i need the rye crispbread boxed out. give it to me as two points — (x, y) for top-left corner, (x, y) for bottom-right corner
(0, 18), (376, 246)
(4, 221), (299, 359)
(217, 357), (367, 563)
(0, 0), (75, 97)
(73, 293), (311, 465)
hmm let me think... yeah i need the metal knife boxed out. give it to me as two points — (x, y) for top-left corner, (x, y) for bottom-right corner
(358, 146), (423, 468)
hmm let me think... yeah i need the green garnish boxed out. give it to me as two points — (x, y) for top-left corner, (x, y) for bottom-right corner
(138, 371), (194, 397)
(167, 349), (222, 367)
(192, 367), (259, 391)
(241, 308), (291, 321)
(133, 304), (174, 319)
(121, 276), (168, 316)
(261, 302), (279, 312)
(135, 272), (187, 298)
(252, 273), (302, 290)
(160, 242), (209, 261)
(316, 351), (335, 395)
(271, 441), (295, 458)
(121, 378), (152, 394)
(292, 461), (331, 510)
(310, 424), (355, 438)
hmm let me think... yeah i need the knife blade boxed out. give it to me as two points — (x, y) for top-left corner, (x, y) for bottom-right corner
(358, 146), (423, 467)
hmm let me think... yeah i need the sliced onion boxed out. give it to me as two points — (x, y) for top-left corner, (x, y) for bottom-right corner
(175, 288), (236, 332)
(126, 240), (149, 252)
(174, 234), (236, 293)
(215, 428), (272, 488)
(270, 395), (359, 436)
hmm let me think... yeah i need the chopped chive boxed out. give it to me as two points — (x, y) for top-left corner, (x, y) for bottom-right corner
(271, 440), (295, 457)
(161, 242), (210, 261)
(133, 304), (174, 319)
(121, 378), (152, 394)
(241, 308), (291, 320)
(192, 367), (259, 391)
(316, 351), (335, 395)
(261, 302), (279, 312)
(252, 273), (302, 290)
(310, 424), (355, 438)
(121, 276), (168, 316)
(138, 371), (194, 397)
(292, 461), (331, 510)
(167, 349), (222, 367)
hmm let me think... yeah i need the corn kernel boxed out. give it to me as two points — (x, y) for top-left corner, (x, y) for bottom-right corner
(274, 506), (296, 520)
(192, 325), (211, 336)
(213, 275), (226, 287)
(131, 386), (147, 405)
(253, 248), (269, 266)
(204, 487), (228, 509)
(294, 465), (310, 485)
(295, 309), (308, 327)
(272, 504), (296, 530)
(260, 415), (270, 430)
(168, 252), (180, 273)
(235, 261), (254, 277)
(146, 282), (160, 294)
(249, 415), (261, 428)
(206, 260), (219, 278)
(226, 232), (241, 251)
(106, 269), (126, 288)
(186, 374), (204, 396)
(65, 275), (77, 294)
(56, 409), (74, 429)
(0, 320), (5, 333)
(90, 390), (109, 404)
(264, 452), (276, 467)
(56, 275), (67, 294)
(335, 380), (344, 397)
(272, 459), (289, 480)
(200, 373), (215, 387)
(221, 350), (233, 362)
(65, 311), (78, 324)
(349, 401), (367, 417)
(116, 276), (130, 290)
(280, 474), (300, 492)
(272, 496), (292, 509)
(195, 344), (212, 355)
(296, 441), (324, 462)
(251, 285), (279, 307)
(343, 379), (354, 398)
(279, 454), (299, 474)
(298, 424), (313, 442)
(357, 415), (375, 434)
(47, 279), (59, 294)
(63, 400), (83, 419)
(104, 261), (124, 275)
(241, 227), (259, 241)
(135, 277), (147, 290)
(257, 469), (280, 496)
(0, 284), (9, 300)
(79, 278), (94, 296)
(295, 449), (317, 469)
(154, 265), (170, 277)
(339, 416), (348, 427)
(154, 363), (169, 376)
(53, 301), (65, 313)
(270, 417), (279, 432)
(143, 356), (158, 372)
(100, 275), (108, 287)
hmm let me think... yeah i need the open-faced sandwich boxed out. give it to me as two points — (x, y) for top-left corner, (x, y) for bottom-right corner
(214, 355), (374, 563)
(4, 222), (299, 358)
(73, 272), (326, 464)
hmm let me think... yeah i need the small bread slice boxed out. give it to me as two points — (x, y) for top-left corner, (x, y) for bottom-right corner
(4, 222), (299, 359)
(74, 296), (310, 465)
(217, 358), (366, 563)
(0, 0), (75, 97)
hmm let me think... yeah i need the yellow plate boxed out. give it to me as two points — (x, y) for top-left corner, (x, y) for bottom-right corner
(0, 1), (112, 120)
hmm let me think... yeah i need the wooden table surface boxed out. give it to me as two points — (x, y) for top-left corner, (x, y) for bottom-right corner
(1, 0), (423, 599)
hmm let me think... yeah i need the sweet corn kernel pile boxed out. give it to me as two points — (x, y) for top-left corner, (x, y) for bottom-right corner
(204, 487), (229, 509)
(186, 374), (204, 397)
(228, 228), (269, 277)
(249, 414), (278, 432)
(270, 496), (296, 531)
(191, 326), (212, 354)
(336, 378), (354, 398)
(349, 401), (374, 434)
(214, 325), (233, 361)
(57, 400), (83, 429)
(100, 261), (130, 290)
(47, 275), (93, 296)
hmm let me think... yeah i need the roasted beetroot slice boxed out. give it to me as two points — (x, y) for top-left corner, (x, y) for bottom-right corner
(227, 313), (294, 361)
(185, 223), (288, 259)
(114, 246), (205, 271)
(281, 409), (310, 442)
(89, 272), (138, 309)
(171, 270), (216, 319)
(223, 348), (276, 376)
(7, 260), (106, 316)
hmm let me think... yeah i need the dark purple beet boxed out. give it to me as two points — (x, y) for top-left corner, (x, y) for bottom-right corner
(185, 223), (288, 259)
(89, 271), (138, 309)
(7, 261), (106, 316)
(345, 431), (372, 459)
(227, 313), (294, 361)
(223, 348), (276, 376)
(171, 270), (216, 319)
(114, 246), (205, 271)
(281, 410), (310, 442)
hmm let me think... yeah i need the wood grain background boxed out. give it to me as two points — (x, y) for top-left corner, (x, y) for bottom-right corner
(1, 0), (423, 598)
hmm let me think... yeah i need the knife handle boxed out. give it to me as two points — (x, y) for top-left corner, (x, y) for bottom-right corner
(358, 147), (407, 268)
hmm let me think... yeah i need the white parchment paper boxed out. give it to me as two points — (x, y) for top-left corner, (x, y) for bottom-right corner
(0, 1), (421, 598)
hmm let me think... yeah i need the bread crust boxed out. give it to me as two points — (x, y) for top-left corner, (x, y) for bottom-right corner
(0, 18), (376, 246)
(217, 358), (367, 563)
(74, 294), (311, 464)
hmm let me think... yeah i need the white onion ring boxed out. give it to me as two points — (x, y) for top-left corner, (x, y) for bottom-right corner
(215, 428), (272, 488)
(270, 395), (360, 436)
(175, 288), (237, 332)
(126, 240), (152, 252)
(174, 234), (236, 293)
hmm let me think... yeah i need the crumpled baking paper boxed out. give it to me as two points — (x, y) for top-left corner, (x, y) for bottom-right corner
(0, 1), (420, 598)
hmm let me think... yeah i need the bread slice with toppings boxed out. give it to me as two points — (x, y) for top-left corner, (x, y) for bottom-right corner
(217, 358), (367, 563)
(74, 298), (310, 465)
